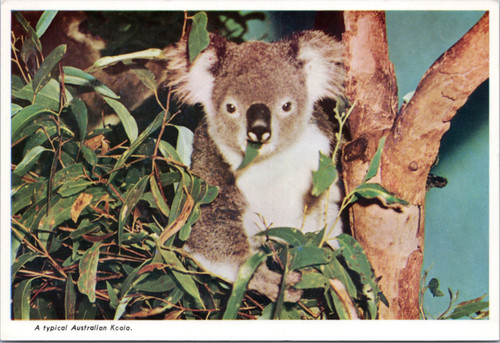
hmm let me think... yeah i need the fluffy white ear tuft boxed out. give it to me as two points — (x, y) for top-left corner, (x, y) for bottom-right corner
(297, 31), (345, 105)
(164, 37), (218, 116)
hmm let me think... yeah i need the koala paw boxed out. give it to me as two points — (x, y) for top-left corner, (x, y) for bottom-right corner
(248, 264), (303, 303)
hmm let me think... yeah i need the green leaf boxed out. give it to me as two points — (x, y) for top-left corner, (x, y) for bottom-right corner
(336, 233), (379, 318)
(52, 163), (85, 190)
(237, 141), (262, 170)
(199, 185), (219, 205)
(159, 249), (204, 308)
(118, 175), (149, 245)
(223, 251), (268, 319)
(158, 139), (183, 163)
(108, 110), (164, 183)
(103, 97), (138, 143)
(175, 125), (194, 165)
(446, 301), (489, 319)
(328, 287), (352, 319)
(129, 65), (157, 91)
(13, 146), (51, 177)
(63, 66), (119, 99)
(12, 104), (51, 139)
(106, 281), (120, 309)
(13, 277), (38, 320)
(77, 242), (102, 303)
(363, 136), (386, 182)
(33, 44), (67, 93)
(81, 144), (98, 166)
(150, 176), (170, 217)
(349, 183), (409, 207)
(304, 226), (326, 247)
(37, 78), (73, 110)
(11, 252), (41, 279)
(67, 97), (88, 142)
(36, 11), (58, 37)
(133, 273), (176, 293)
(57, 180), (93, 197)
(11, 103), (23, 117)
(311, 152), (338, 196)
(256, 227), (307, 247)
(65, 275), (77, 319)
(114, 296), (132, 320)
(428, 278), (444, 297)
(76, 295), (97, 319)
(70, 219), (99, 240)
(86, 48), (163, 73)
(294, 272), (330, 289)
(289, 246), (337, 270)
(37, 194), (80, 246)
(14, 12), (42, 52)
(189, 12), (210, 62)
(30, 297), (58, 320)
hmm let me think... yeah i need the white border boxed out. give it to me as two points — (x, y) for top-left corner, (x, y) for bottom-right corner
(1, 0), (499, 341)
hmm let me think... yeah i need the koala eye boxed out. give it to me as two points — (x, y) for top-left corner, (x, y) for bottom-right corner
(282, 101), (293, 112)
(226, 103), (237, 114)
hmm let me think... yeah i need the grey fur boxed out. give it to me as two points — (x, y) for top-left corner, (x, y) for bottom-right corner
(164, 31), (345, 301)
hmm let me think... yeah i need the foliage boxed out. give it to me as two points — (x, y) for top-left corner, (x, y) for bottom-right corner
(419, 266), (489, 320)
(11, 10), (386, 321)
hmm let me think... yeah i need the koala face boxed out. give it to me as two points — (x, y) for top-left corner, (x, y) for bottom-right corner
(165, 31), (345, 169)
(208, 41), (311, 164)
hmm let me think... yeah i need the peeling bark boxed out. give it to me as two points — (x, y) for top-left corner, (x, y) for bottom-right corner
(342, 11), (489, 319)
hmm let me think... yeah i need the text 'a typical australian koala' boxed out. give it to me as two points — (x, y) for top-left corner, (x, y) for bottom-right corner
(164, 30), (346, 301)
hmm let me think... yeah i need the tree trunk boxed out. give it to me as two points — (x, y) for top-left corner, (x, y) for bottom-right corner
(341, 11), (489, 319)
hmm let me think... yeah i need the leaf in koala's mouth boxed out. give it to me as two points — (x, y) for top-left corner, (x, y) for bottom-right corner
(237, 141), (262, 170)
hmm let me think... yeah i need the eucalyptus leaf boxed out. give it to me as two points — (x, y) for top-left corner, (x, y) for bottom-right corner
(311, 152), (338, 196)
(159, 249), (204, 308)
(12, 104), (51, 140)
(189, 12), (210, 62)
(13, 277), (39, 320)
(87, 48), (163, 73)
(237, 141), (262, 170)
(363, 136), (386, 182)
(77, 242), (102, 303)
(289, 246), (337, 270)
(67, 97), (88, 142)
(11, 103), (23, 117)
(33, 44), (67, 93)
(118, 175), (149, 245)
(35, 11), (58, 37)
(108, 110), (164, 183)
(428, 278), (444, 297)
(222, 251), (267, 319)
(63, 66), (119, 99)
(256, 227), (307, 247)
(446, 301), (489, 319)
(129, 65), (157, 91)
(11, 251), (41, 279)
(175, 125), (194, 166)
(103, 97), (138, 143)
(65, 274), (77, 319)
(13, 146), (51, 177)
(349, 183), (409, 207)
(294, 272), (329, 290)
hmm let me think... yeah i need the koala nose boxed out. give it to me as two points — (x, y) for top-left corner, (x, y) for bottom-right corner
(246, 103), (271, 143)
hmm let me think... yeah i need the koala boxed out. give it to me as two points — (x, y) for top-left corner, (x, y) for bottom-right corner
(164, 30), (345, 301)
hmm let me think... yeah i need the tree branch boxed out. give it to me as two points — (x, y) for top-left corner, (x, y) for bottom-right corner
(342, 11), (489, 319)
(381, 12), (489, 205)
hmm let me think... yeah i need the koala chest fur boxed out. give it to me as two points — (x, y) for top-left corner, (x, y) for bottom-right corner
(165, 30), (345, 296)
(236, 123), (336, 242)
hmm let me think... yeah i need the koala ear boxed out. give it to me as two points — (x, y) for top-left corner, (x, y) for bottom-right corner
(295, 31), (345, 105)
(164, 34), (227, 114)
